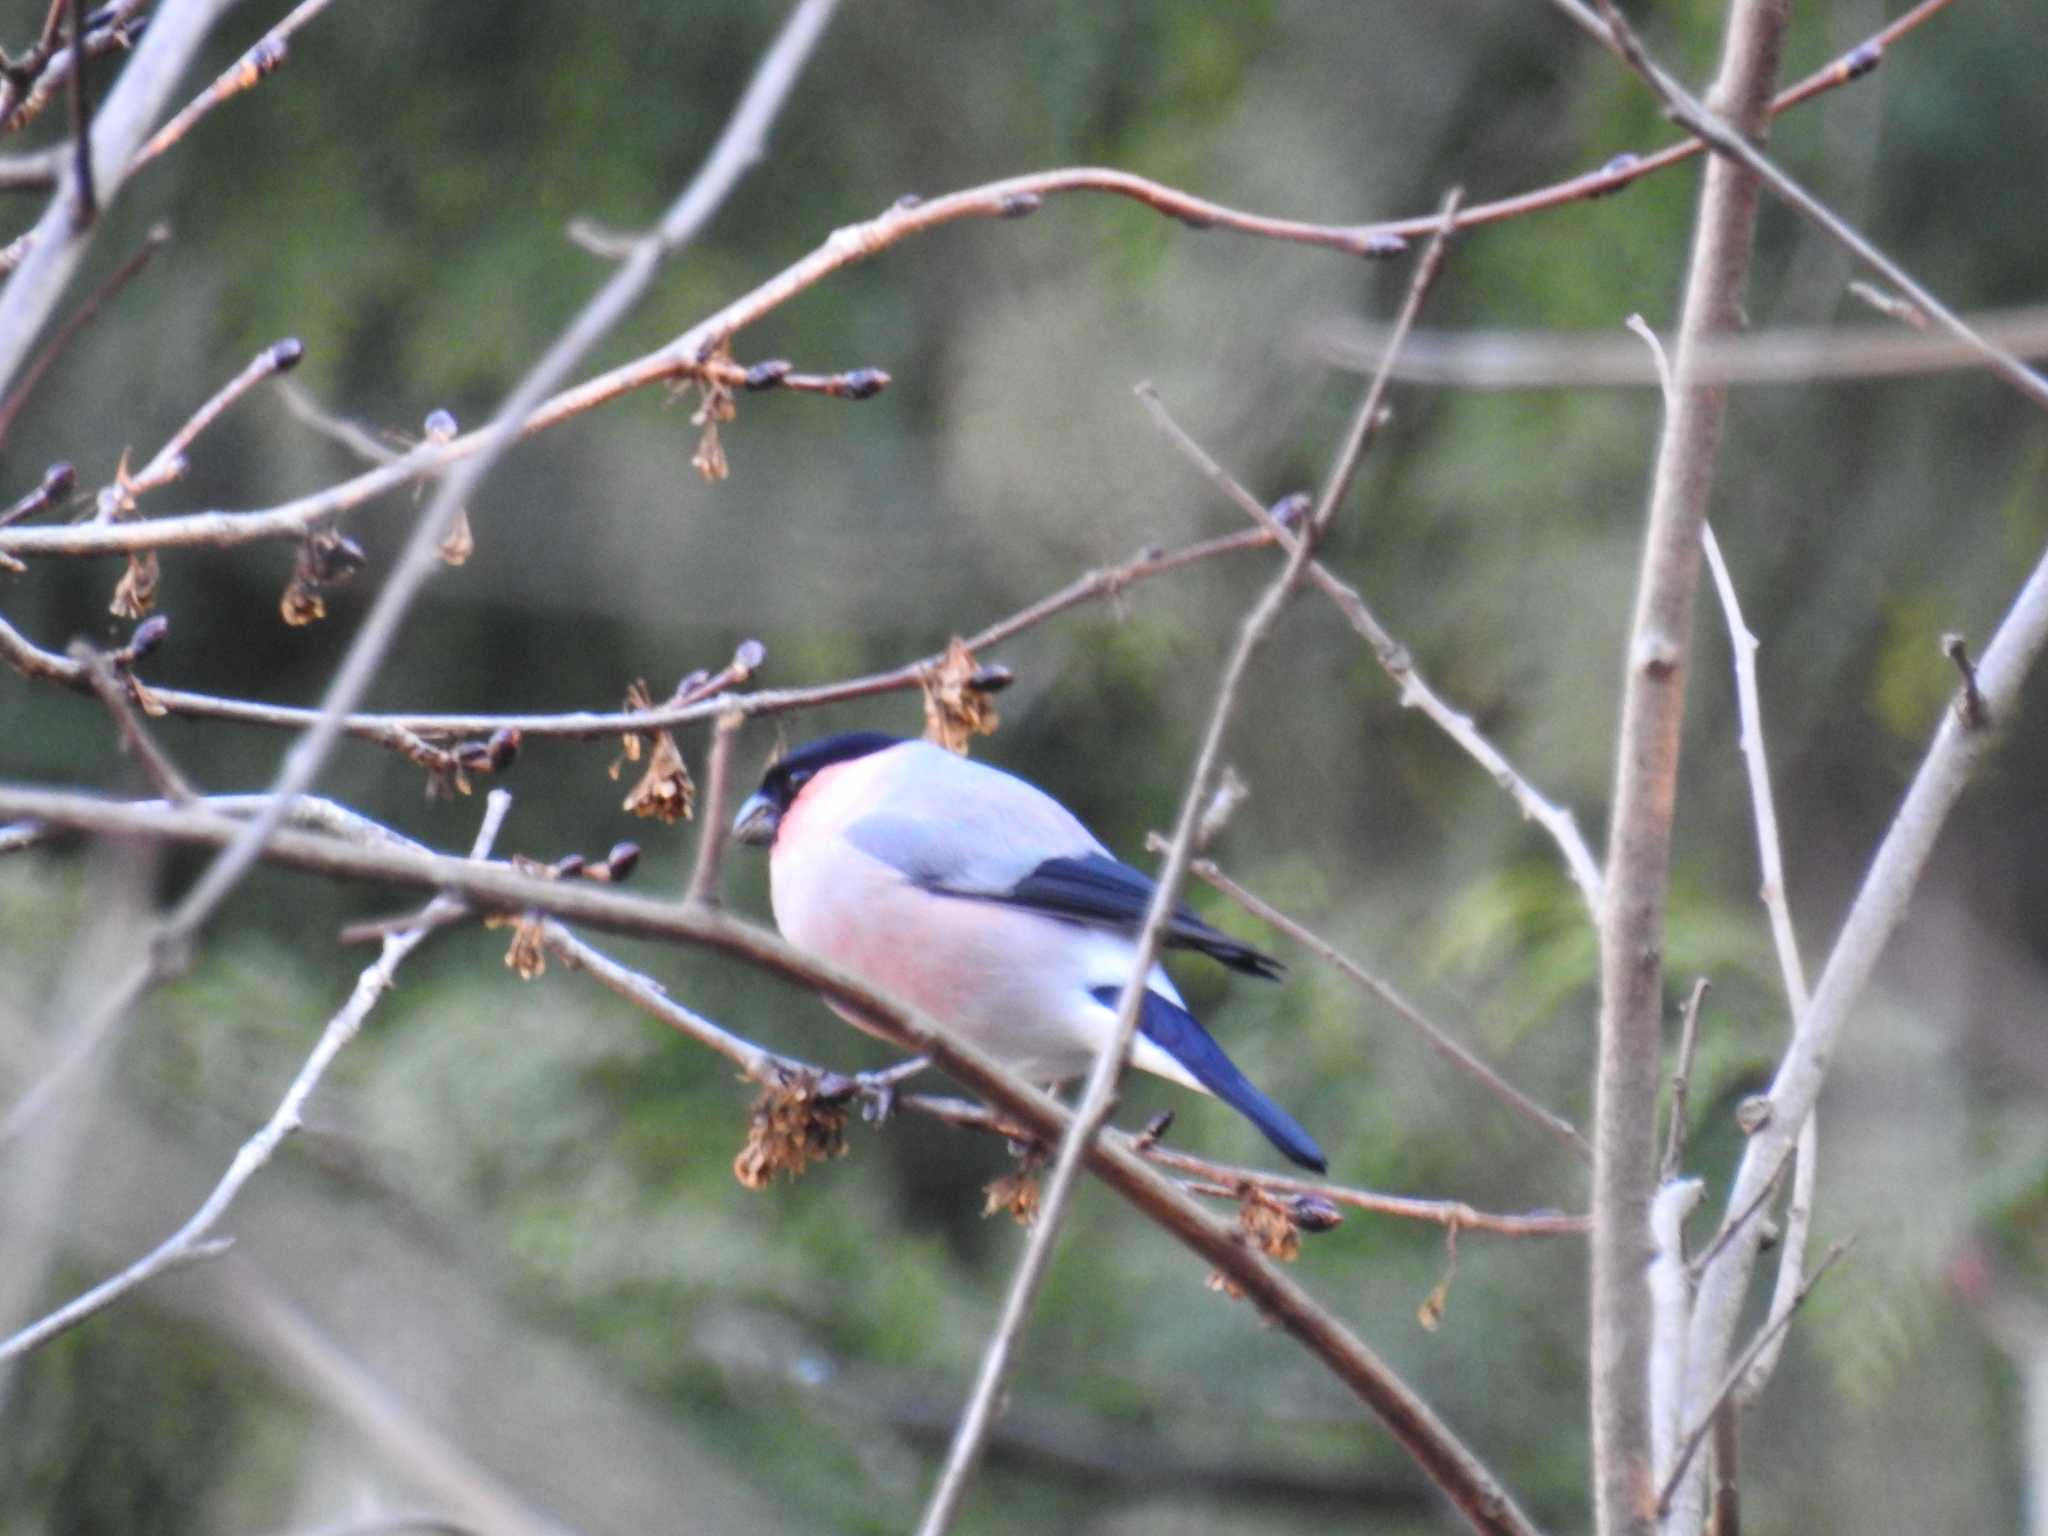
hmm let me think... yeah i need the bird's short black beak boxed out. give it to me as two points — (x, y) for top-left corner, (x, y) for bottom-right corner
(731, 790), (781, 847)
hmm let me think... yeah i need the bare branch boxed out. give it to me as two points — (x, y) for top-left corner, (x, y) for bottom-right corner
(532, 930), (1580, 1238)
(0, 791), (513, 1363)
(1318, 300), (2048, 391)
(75, 640), (196, 802)
(1181, 852), (1588, 1160)
(106, 337), (306, 506)
(683, 709), (744, 907)
(1696, 521), (1822, 1410)
(0, 784), (1544, 1535)
(1583, 2), (1791, 1527)
(1136, 385), (1605, 914)
(0, 459), (76, 528)
(1648, 1178), (1704, 1488)
(0, 524), (1285, 752)
(62, 0), (92, 227)
(275, 378), (399, 463)
(1659, 977), (1710, 1185)
(0, 0), (240, 396)
(130, 0), (845, 990)
(1127, 1135), (1586, 1238)
(1678, 524), (2048, 1500)
(1553, 0), (2048, 417)
(0, 0), (1965, 565)
(916, 191), (1467, 1536)
(538, 919), (801, 1083)
(1624, 301), (1826, 1441)
(130, 0), (345, 168)
(1659, 1237), (1856, 1516)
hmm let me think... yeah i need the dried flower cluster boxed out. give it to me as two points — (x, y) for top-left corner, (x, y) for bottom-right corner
(612, 679), (697, 822)
(732, 1072), (851, 1189)
(920, 637), (1001, 753)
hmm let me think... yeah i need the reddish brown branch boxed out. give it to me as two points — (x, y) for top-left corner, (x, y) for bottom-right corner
(0, 523), (1283, 751)
(0, 0), (1963, 570)
(101, 337), (304, 509)
(0, 785), (1541, 1536)
(906, 1094), (1585, 1237)
(0, 0), (146, 140)
(528, 922), (1570, 1236)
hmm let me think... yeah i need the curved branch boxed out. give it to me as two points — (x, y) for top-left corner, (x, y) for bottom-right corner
(0, 791), (513, 1364)
(0, 784), (1542, 1536)
(0, 526), (1281, 749)
(0, 0), (1964, 567)
(0, 0), (238, 396)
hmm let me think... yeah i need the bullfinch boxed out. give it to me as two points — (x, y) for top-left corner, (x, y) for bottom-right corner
(731, 733), (1326, 1172)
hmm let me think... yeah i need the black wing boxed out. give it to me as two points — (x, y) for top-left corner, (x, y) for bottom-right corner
(988, 853), (1283, 980)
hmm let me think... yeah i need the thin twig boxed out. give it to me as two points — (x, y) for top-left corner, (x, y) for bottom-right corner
(535, 935), (1576, 1237)
(911, 1093), (1584, 1235)
(523, 912), (1579, 1235)
(0, 793), (430, 1144)
(1660, 977), (1710, 1184)
(0, 0), (239, 396)
(915, 191), (1467, 1536)
(684, 710), (743, 907)
(539, 919), (800, 1082)
(1182, 852), (1588, 1160)
(1700, 520), (1822, 1409)
(0, 0), (1962, 567)
(1136, 384), (1605, 914)
(0, 460), (75, 528)
(1556, 0), (2048, 418)
(104, 338), (305, 507)
(62, 0), (91, 226)
(1942, 633), (1990, 730)
(0, 782), (1547, 1536)
(1657, 1236), (1856, 1515)
(1317, 300), (2048, 391)
(0, 0), (74, 130)
(1121, 1135), (1584, 1237)
(127, 0), (845, 1013)
(0, 791), (513, 1363)
(0, 525), (1285, 750)
(130, 0), (343, 168)
(1344, 0), (1950, 244)
(0, 0), (146, 139)
(0, 220), (167, 447)
(1688, 1136), (1797, 1281)
(275, 377), (399, 463)
(1633, 306), (1825, 1431)
(1682, 456), (2048, 1503)
(75, 641), (196, 802)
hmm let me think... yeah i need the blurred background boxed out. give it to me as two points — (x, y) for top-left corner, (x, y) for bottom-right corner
(3, 0), (2046, 1530)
